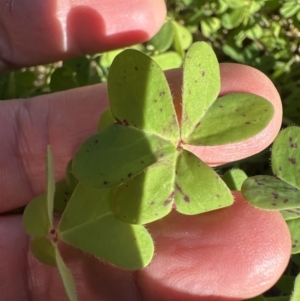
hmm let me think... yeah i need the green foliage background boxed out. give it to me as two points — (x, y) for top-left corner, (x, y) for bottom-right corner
(1, 0), (300, 299)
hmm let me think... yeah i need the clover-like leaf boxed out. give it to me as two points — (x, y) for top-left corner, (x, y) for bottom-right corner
(58, 183), (154, 270)
(187, 93), (274, 145)
(23, 147), (78, 301)
(181, 41), (220, 139)
(30, 237), (57, 267)
(222, 168), (248, 191)
(112, 153), (176, 224)
(72, 124), (175, 188)
(23, 194), (50, 237)
(272, 126), (300, 190)
(287, 218), (300, 254)
(113, 149), (233, 223)
(242, 175), (300, 210)
(107, 48), (179, 143)
(174, 149), (233, 214)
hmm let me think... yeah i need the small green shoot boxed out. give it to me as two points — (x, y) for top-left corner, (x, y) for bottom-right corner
(23, 146), (78, 301)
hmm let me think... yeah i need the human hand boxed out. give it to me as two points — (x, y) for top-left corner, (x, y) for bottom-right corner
(0, 1), (291, 300)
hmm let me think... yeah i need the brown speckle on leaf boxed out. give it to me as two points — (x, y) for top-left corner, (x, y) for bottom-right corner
(289, 158), (296, 164)
(202, 70), (205, 77)
(128, 173), (132, 178)
(283, 199), (289, 203)
(272, 192), (279, 199)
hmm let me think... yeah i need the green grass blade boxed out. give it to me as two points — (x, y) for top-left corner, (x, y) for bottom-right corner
(187, 93), (274, 145)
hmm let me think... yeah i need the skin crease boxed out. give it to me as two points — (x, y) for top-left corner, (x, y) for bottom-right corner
(0, 0), (291, 300)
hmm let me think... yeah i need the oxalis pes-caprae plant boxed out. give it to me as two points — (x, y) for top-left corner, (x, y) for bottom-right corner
(23, 41), (298, 301)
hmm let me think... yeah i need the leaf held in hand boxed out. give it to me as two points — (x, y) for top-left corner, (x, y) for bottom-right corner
(108, 49), (179, 143)
(112, 153), (176, 224)
(175, 149), (233, 214)
(30, 237), (57, 267)
(58, 183), (154, 270)
(187, 93), (274, 145)
(72, 123), (175, 188)
(181, 41), (220, 140)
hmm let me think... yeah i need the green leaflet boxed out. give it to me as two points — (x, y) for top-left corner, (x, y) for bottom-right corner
(98, 108), (115, 131)
(281, 209), (300, 221)
(174, 149), (233, 215)
(112, 153), (176, 224)
(187, 93), (274, 145)
(152, 52), (182, 70)
(291, 274), (300, 301)
(112, 149), (233, 224)
(181, 41), (220, 140)
(54, 180), (73, 213)
(55, 247), (78, 301)
(222, 169), (248, 191)
(65, 160), (78, 191)
(30, 237), (56, 267)
(23, 194), (50, 237)
(108, 49), (179, 143)
(172, 20), (193, 57)
(148, 21), (174, 53)
(58, 183), (154, 270)
(287, 218), (300, 254)
(241, 175), (300, 211)
(47, 146), (55, 228)
(72, 123), (175, 188)
(272, 126), (300, 190)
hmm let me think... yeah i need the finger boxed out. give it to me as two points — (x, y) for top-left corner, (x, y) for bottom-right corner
(0, 0), (166, 72)
(0, 64), (281, 212)
(166, 64), (282, 166)
(0, 194), (291, 300)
